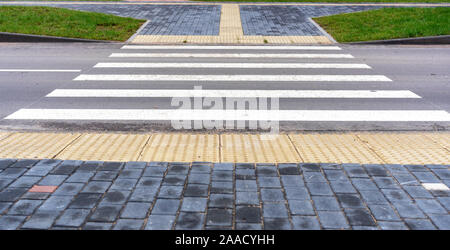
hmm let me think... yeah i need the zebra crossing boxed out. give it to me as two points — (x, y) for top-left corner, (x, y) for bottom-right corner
(5, 45), (450, 127)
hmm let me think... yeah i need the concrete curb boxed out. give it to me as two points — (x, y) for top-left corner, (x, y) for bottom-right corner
(345, 35), (450, 45)
(308, 17), (337, 44)
(0, 31), (119, 43)
(126, 20), (150, 43)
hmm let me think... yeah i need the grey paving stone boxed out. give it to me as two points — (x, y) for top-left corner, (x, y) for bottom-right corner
(188, 173), (210, 185)
(392, 201), (426, 219)
(113, 219), (144, 230)
(167, 165), (189, 175)
(278, 164), (300, 175)
(259, 177), (282, 188)
(117, 169), (143, 180)
(264, 218), (292, 230)
(136, 177), (162, 188)
(303, 172), (327, 182)
(373, 177), (399, 189)
(143, 166), (167, 177)
(209, 193), (233, 208)
(412, 172), (440, 183)
(382, 189), (411, 202)
(206, 208), (232, 226)
(431, 169), (450, 180)
(336, 194), (365, 208)
(158, 185), (183, 199)
(0, 215), (26, 229)
(405, 165), (428, 172)
(212, 171), (233, 182)
(329, 181), (357, 194)
(292, 216), (321, 230)
(320, 163), (341, 170)
(181, 197), (207, 212)
(415, 199), (447, 214)
(236, 191), (259, 205)
(261, 188), (284, 202)
(9, 176), (41, 188)
(368, 204), (401, 221)
(184, 184), (208, 197)
(384, 165), (408, 173)
(344, 208), (376, 226)
(236, 206), (261, 223)
(236, 168), (256, 180)
(53, 183), (84, 196)
(363, 164), (390, 177)
(288, 200), (315, 216)
(98, 161), (123, 171)
(324, 170), (349, 181)
(92, 171), (119, 181)
(405, 219), (436, 230)
(211, 181), (233, 194)
(24, 165), (54, 176)
(124, 161), (146, 170)
(0, 178), (14, 190)
(82, 181), (111, 193)
(392, 172), (419, 186)
(55, 209), (90, 227)
(0, 167), (27, 178)
(428, 214), (450, 230)
(69, 193), (102, 209)
(263, 203), (288, 218)
(378, 221), (408, 230)
(162, 175), (186, 186)
(0, 188), (27, 202)
(236, 180), (257, 191)
(190, 164), (211, 174)
(39, 175), (68, 186)
(152, 199), (180, 215)
(351, 178), (379, 191)
(129, 187), (158, 202)
(343, 165), (368, 178)
(145, 215), (176, 230)
(352, 226), (379, 230)
(110, 178), (138, 191)
(77, 161), (102, 172)
(281, 175), (305, 187)
(359, 190), (389, 205)
(7, 199), (42, 215)
(306, 182), (333, 196)
(317, 211), (349, 229)
(22, 192), (51, 200)
(236, 223), (262, 230)
(83, 222), (112, 230)
(65, 172), (94, 183)
(0, 159), (16, 170)
(437, 197), (450, 211)
(121, 202), (151, 219)
(176, 212), (204, 230)
(38, 195), (73, 212)
(148, 162), (169, 168)
(256, 166), (278, 177)
(11, 159), (40, 169)
(101, 190), (131, 205)
(300, 163), (321, 172)
(89, 204), (122, 222)
(403, 185), (433, 199)
(214, 163), (234, 171)
(0, 202), (11, 214)
(22, 211), (59, 229)
(285, 187), (310, 200)
(312, 196), (340, 211)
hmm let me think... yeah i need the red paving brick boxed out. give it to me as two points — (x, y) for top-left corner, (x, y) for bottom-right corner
(29, 185), (58, 193)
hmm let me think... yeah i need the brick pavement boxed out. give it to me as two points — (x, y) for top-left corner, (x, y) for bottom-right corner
(0, 159), (449, 230)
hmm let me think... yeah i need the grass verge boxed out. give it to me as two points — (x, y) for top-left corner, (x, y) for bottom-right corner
(313, 7), (450, 42)
(197, 0), (450, 3)
(0, 6), (145, 41)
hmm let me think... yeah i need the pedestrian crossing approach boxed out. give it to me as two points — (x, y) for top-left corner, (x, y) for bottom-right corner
(5, 45), (450, 129)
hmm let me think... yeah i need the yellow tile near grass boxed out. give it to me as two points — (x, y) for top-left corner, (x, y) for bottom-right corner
(221, 134), (301, 163)
(0, 132), (80, 159)
(56, 133), (150, 162)
(139, 133), (219, 162)
(289, 133), (383, 164)
(357, 133), (450, 165)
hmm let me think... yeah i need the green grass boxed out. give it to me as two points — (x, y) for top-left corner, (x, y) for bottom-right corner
(197, 0), (450, 3)
(313, 7), (450, 42)
(0, 6), (145, 41)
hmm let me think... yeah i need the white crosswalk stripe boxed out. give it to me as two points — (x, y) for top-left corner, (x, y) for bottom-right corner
(5, 45), (450, 124)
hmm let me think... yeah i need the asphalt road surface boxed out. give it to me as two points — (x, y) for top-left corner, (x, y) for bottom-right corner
(0, 43), (449, 132)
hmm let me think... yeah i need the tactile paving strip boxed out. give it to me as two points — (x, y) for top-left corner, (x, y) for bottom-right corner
(56, 133), (150, 162)
(357, 133), (450, 165)
(289, 133), (383, 164)
(424, 133), (450, 151)
(0, 133), (80, 159)
(221, 134), (301, 163)
(139, 133), (219, 162)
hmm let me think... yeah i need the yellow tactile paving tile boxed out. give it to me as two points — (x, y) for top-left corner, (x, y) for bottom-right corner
(139, 134), (219, 162)
(0, 132), (11, 141)
(357, 133), (450, 165)
(221, 134), (301, 163)
(424, 133), (450, 151)
(289, 133), (383, 164)
(219, 4), (244, 36)
(56, 133), (150, 162)
(0, 133), (80, 159)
